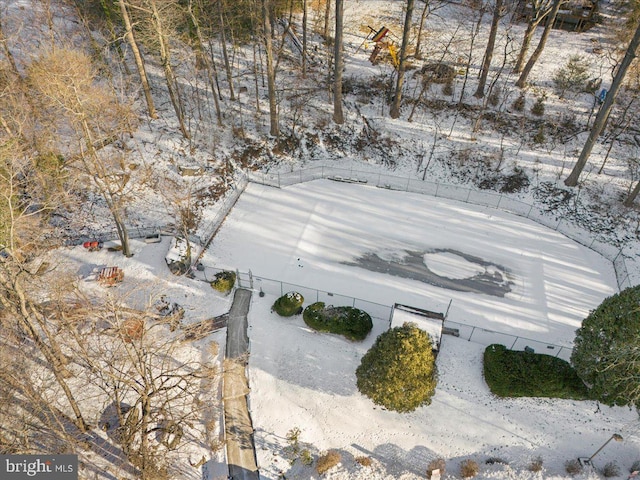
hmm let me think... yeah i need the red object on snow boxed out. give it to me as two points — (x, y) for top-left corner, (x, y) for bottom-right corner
(83, 241), (101, 251)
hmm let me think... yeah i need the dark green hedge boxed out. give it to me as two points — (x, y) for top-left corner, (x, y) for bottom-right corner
(272, 292), (304, 317)
(483, 344), (589, 400)
(303, 302), (373, 341)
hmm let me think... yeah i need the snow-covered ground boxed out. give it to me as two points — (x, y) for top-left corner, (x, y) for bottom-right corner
(201, 180), (639, 479)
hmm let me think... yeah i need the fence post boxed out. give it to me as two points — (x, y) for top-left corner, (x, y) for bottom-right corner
(510, 337), (518, 349)
(468, 326), (476, 342)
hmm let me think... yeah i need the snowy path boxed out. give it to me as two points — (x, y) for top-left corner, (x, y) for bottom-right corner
(224, 289), (259, 480)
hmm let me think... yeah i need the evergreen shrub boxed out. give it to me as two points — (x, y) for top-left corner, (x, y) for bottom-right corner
(303, 302), (372, 341)
(210, 270), (236, 295)
(483, 344), (589, 399)
(272, 292), (304, 317)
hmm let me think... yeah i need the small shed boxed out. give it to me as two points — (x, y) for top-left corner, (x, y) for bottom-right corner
(389, 303), (444, 351)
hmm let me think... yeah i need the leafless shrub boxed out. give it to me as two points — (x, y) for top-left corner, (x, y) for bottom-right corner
(460, 459), (480, 478)
(564, 459), (583, 476)
(528, 456), (543, 472)
(602, 461), (620, 478)
(316, 450), (341, 475)
(427, 458), (446, 478)
(355, 456), (372, 467)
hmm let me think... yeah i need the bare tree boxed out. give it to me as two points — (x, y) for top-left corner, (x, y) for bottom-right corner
(0, 74), (90, 433)
(391, 0), (416, 118)
(513, 0), (554, 73)
(28, 49), (137, 257)
(323, 0), (332, 39)
(515, 0), (564, 88)
(118, 0), (158, 119)
(565, 20), (640, 187)
(69, 298), (211, 479)
(333, 0), (344, 124)
(187, 0), (223, 126)
(217, 0), (237, 101)
(474, 0), (505, 98)
(146, 0), (190, 139)
(302, 0), (308, 77)
(262, 0), (279, 135)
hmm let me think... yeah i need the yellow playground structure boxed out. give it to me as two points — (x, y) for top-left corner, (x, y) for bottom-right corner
(357, 26), (399, 69)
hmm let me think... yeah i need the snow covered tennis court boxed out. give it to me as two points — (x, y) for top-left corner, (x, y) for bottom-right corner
(202, 179), (639, 479)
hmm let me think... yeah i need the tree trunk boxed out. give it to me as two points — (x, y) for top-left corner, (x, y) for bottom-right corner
(565, 21), (640, 187)
(332, 0), (344, 124)
(474, 0), (503, 98)
(149, 0), (190, 139)
(262, 0), (279, 135)
(188, 0), (223, 126)
(414, 0), (430, 60)
(111, 203), (132, 257)
(456, 7), (485, 108)
(513, 0), (554, 73)
(391, 0), (416, 118)
(218, 0), (236, 101)
(323, 0), (332, 39)
(624, 179), (640, 207)
(117, 0), (157, 119)
(0, 10), (19, 76)
(516, 0), (563, 88)
(0, 279), (89, 433)
(302, 0), (308, 77)
(513, 21), (535, 73)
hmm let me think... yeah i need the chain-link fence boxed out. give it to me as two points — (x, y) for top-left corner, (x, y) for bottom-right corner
(65, 224), (175, 246)
(443, 320), (573, 362)
(193, 262), (573, 358)
(247, 166), (636, 291)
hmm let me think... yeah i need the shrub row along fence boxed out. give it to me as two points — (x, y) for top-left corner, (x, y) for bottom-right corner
(246, 165), (635, 291)
(194, 264), (574, 361)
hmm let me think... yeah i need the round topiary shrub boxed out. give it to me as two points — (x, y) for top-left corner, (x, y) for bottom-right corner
(210, 270), (236, 295)
(302, 302), (372, 341)
(272, 292), (304, 317)
(356, 323), (437, 412)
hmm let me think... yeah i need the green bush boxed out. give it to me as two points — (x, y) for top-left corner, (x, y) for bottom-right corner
(553, 55), (590, 98)
(210, 270), (236, 295)
(483, 344), (589, 399)
(531, 96), (545, 116)
(572, 285), (640, 407)
(272, 292), (304, 317)
(357, 323), (437, 412)
(303, 302), (372, 341)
